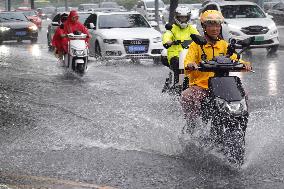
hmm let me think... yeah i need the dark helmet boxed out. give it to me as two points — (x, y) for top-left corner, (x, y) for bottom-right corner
(60, 13), (68, 23)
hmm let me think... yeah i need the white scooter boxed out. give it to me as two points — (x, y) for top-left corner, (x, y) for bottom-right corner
(161, 40), (191, 95)
(63, 32), (89, 75)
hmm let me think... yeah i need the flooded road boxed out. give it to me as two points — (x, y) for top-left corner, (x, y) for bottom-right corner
(0, 20), (283, 188)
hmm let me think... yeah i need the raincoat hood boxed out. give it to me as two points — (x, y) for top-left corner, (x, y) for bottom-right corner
(67, 10), (79, 23)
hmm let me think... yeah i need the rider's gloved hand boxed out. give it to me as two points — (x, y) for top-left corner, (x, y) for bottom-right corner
(186, 62), (198, 71)
(163, 41), (173, 49)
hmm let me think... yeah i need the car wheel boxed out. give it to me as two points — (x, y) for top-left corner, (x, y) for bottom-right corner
(267, 45), (278, 54)
(94, 41), (102, 59)
(31, 38), (38, 44)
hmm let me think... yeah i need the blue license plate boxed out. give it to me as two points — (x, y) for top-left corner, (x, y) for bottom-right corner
(16, 31), (27, 36)
(128, 45), (146, 52)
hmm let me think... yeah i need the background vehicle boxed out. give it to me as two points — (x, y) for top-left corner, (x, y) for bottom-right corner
(84, 11), (163, 64)
(0, 11), (38, 44)
(15, 8), (42, 30)
(36, 8), (47, 19)
(99, 1), (120, 8)
(47, 11), (91, 50)
(267, 2), (284, 25)
(37, 6), (56, 19)
(201, 1), (279, 54)
(78, 3), (99, 11)
(135, 0), (166, 21)
(263, 0), (280, 12)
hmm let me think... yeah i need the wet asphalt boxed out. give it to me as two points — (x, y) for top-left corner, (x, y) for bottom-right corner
(0, 20), (283, 189)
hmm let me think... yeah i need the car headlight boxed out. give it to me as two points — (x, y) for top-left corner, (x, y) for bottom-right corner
(28, 25), (38, 31)
(153, 37), (162, 43)
(270, 29), (278, 35)
(103, 39), (118, 44)
(229, 31), (241, 36)
(0, 26), (10, 32)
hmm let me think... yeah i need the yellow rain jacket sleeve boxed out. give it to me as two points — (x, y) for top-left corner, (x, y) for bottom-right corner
(184, 39), (250, 89)
(162, 24), (199, 64)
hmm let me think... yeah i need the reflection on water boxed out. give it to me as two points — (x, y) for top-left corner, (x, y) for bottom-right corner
(267, 61), (278, 96)
(28, 44), (41, 57)
(0, 45), (10, 57)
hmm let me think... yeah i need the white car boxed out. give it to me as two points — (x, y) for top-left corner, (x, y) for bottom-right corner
(85, 11), (164, 63)
(202, 1), (279, 53)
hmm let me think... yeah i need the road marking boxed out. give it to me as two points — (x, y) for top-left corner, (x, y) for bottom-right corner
(0, 172), (116, 189)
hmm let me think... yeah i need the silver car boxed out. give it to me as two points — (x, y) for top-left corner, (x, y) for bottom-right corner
(202, 1), (279, 53)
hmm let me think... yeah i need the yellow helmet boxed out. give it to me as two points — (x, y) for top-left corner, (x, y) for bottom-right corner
(200, 10), (224, 25)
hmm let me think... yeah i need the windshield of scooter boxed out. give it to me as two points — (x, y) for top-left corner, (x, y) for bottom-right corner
(209, 76), (245, 101)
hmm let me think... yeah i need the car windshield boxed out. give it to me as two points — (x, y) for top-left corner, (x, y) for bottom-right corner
(42, 7), (56, 14)
(221, 5), (266, 18)
(179, 4), (195, 9)
(146, 1), (165, 8)
(100, 2), (120, 8)
(0, 12), (28, 22)
(81, 4), (99, 9)
(99, 14), (150, 29)
(22, 11), (37, 17)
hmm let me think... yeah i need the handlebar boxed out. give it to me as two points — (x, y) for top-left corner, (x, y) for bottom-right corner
(171, 40), (191, 49)
(185, 55), (254, 73)
(67, 33), (87, 39)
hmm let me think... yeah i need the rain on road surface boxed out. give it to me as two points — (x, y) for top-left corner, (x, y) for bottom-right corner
(0, 20), (283, 189)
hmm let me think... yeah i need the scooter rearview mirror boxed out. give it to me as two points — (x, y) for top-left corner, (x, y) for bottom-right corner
(190, 34), (207, 46)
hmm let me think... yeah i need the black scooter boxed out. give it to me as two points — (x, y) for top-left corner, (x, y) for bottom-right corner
(187, 34), (254, 165)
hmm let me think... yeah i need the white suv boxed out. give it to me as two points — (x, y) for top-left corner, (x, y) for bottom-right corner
(85, 11), (163, 63)
(202, 1), (279, 53)
(135, 0), (166, 21)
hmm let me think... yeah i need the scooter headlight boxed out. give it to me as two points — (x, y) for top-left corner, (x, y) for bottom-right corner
(215, 97), (247, 115)
(72, 49), (85, 56)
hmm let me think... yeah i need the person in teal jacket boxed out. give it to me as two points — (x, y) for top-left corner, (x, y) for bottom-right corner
(162, 5), (200, 87)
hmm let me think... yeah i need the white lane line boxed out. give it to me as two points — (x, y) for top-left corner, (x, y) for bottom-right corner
(0, 172), (116, 189)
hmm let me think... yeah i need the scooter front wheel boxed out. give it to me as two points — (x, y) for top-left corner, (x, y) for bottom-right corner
(77, 64), (85, 73)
